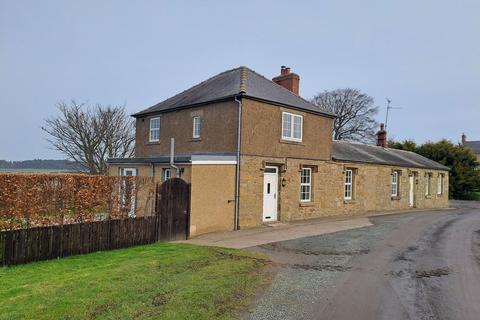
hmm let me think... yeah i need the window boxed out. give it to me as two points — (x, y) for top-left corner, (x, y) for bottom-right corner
(437, 173), (444, 195)
(344, 169), (353, 200)
(300, 168), (312, 202)
(149, 117), (160, 142)
(192, 116), (201, 138)
(163, 168), (171, 181)
(425, 173), (431, 195)
(391, 171), (399, 197)
(282, 112), (303, 142)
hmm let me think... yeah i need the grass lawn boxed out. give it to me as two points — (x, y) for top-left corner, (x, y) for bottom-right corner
(0, 243), (270, 320)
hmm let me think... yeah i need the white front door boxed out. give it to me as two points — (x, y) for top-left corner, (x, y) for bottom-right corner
(262, 166), (278, 222)
(409, 175), (415, 207)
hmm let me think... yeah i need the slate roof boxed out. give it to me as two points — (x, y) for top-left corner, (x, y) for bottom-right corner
(464, 141), (480, 154)
(133, 66), (335, 117)
(332, 140), (449, 170)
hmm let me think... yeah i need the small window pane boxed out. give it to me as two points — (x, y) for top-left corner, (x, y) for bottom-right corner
(293, 115), (302, 139)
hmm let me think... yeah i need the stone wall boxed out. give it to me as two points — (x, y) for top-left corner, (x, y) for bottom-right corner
(238, 155), (449, 228)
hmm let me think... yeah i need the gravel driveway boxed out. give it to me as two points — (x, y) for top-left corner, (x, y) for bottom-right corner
(243, 202), (480, 320)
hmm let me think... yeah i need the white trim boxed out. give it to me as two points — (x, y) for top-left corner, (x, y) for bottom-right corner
(344, 169), (353, 200)
(149, 117), (160, 142)
(300, 167), (312, 202)
(192, 116), (201, 138)
(281, 112), (303, 142)
(391, 171), (398, 197)
(191, 160), (237, 165)
(437, 173), (443, 195)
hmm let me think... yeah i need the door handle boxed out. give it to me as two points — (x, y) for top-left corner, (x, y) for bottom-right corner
(274, 193), (276, 199)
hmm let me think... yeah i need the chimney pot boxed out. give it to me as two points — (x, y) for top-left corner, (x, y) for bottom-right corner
(272, 66), (300, 95)
(376, 123), (387, 148)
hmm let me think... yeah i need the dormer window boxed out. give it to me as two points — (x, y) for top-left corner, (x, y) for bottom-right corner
(282, 112), (303, 142)
(149, 117), (160, 142)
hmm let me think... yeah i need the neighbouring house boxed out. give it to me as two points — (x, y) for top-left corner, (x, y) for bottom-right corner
(108, 66), (449, 237)
(462, 133), (480, 163)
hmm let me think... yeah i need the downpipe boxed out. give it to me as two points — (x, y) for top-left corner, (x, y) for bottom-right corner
(234, 94), (243, 231)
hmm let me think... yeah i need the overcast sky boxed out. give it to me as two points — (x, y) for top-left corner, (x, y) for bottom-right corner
(1, 0), (479, 160)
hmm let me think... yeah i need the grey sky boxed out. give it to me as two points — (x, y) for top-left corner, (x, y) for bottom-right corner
(1, 0), (479, 160)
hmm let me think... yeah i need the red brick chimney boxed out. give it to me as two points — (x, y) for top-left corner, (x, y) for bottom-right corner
(272, 66), (300, 95)
(377, 123), (387, 148)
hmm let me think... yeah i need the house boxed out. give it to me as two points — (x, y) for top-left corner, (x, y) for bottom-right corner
(108, 66), (449, 237)
(462, 133), (480, 162)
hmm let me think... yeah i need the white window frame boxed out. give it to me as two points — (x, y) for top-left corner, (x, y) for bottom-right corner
(437, 173), (443, 195)
(281, 112), (303, 142)
(300, 167), (312, 202)
(163, 168), (172, 181)
(192, 116), (201, 138)
(344, 169), (353, 200)
(425, 173), (431, 196)
(149, 117), (160, 142)
(391, 171), (398, 197)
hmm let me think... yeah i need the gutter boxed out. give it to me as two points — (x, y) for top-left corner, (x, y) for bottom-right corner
(233, 93), (244, 231)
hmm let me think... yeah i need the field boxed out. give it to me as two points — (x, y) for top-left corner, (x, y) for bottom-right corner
(0, 242), (270, 320)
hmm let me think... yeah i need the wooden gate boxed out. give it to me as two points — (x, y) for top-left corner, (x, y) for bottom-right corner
(155, 178), (190, 241)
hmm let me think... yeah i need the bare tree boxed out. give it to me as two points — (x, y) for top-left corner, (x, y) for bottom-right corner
(312, 89), (379, 142)
(42, 101), (135, 174)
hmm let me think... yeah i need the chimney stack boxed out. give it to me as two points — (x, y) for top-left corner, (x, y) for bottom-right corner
(462, 133), (467, 145)
(272, 66), (300, 95)
(377, 123), (387, 148)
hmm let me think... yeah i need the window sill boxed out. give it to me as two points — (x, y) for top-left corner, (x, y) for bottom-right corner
(279, 139), (304, 146)
(344, 199), (356, 204)
(189, 138), (202, 142)
(391, 196), (401, 201)
(299, 202), (314, 207)
(425, 195), (433, 199)
(147, 141), (160, 145)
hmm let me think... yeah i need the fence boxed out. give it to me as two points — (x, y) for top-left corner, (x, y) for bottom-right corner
(0, 215), (160, 266)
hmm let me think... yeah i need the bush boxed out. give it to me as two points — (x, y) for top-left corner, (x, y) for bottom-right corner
(0, 173), (154, 230)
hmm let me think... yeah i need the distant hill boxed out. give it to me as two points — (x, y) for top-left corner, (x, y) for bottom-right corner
(0, 159), (85, 172)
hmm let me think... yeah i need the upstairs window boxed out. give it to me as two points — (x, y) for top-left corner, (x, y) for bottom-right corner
(344, 169), (353, 200)
(437, 173), (444, 195)
(149, 117), (160, 142)
(300, 168), (312, 202)
(282, 112), (303, 142)
(193, 116), (201, 138)
(391, 171), (399, 197)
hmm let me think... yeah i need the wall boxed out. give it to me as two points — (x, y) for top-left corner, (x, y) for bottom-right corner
(189, 164), (236, 236)
(135, 100), (238, 157)
(240, 98), (333, 160)
(238, 155), (449, 228)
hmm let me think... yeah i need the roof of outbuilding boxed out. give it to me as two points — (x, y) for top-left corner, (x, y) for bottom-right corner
(464, 141), (480, 154)
(133, 66), (335, 117)
(332, 140), (449, 170)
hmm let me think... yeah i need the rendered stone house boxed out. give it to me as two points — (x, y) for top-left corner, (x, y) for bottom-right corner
(108, 66), (449, 237)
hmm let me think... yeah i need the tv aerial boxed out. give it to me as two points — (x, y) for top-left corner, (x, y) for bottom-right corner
(385, 98), (402, 130)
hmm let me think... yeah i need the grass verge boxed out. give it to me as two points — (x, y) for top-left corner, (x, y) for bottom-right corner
(0, 243), (270, 320)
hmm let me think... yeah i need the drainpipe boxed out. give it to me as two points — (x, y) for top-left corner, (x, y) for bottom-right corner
(170, 137), (181, 177)
(234, 94), (243, 231)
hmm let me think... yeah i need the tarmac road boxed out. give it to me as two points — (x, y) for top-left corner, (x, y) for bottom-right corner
(245, 202), (480, 320)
